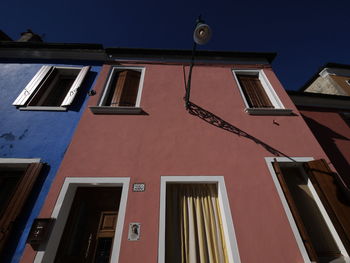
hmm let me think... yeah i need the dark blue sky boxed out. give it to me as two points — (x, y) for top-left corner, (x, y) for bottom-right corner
(2, 0), (350, 90)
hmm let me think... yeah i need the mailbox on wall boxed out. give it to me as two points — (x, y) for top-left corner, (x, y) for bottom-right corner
(27, 218), (55, 251)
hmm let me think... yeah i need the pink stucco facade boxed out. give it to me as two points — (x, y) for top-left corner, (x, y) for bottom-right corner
(298, 108), (350, 188)
(21, 57), (333, 263)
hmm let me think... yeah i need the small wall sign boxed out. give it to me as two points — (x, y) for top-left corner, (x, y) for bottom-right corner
(132, 183), (145, 192)
(128, 223), (141, 241)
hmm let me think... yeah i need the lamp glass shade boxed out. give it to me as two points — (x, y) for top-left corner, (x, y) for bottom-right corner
(193, 23), (212, 45)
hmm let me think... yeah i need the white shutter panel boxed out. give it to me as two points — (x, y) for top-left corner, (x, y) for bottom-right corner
(61, 66), (90, 106)
(12, 66), (52, 106)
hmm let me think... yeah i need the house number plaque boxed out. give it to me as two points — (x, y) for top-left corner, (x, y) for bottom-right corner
(132, 183), (145, 192)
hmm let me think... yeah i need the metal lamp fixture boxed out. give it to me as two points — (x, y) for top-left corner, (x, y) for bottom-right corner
(193, 22), (212, 45)
(184, 16), (212, 109)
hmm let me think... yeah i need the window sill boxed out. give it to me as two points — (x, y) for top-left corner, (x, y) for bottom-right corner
(89, 106), (143, 115)
(18, 106), (67, 111)
(245, 108), (293, 116)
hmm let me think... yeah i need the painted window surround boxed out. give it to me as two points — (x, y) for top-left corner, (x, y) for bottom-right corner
(34, 177), (130, 263)
(265, 157), (350, 263)
(0, 158), (41, 164)
(13, 66), (90, 111)
(232, 69), (292, 115)
(89, 66), (146, 114)
(158, 176), (241, 263)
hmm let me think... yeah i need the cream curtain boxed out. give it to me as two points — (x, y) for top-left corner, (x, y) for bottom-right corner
(166, 184), (229, 263)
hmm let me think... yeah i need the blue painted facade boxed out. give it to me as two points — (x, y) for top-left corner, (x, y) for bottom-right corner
(0, 62), (101, 262)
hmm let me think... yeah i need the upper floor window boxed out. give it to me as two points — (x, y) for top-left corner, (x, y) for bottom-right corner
(233, 69), (292, 115)
(13, 66), (90, 111)
(90, 66), (145, 114)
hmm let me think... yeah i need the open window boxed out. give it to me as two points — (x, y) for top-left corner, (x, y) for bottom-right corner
(159, 176), (241, 263)
(90, 67), (145, 114)
(13, 66), (90, 111)
(271, 159), (350, 262)
(0, 161), (43, 256)
(232, 70), (292, 115)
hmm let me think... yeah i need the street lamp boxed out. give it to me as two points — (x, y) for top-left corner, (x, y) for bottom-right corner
(184, 16), (212, 110)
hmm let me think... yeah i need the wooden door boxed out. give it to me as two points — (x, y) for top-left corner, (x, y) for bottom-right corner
(54, 187), (121, 263)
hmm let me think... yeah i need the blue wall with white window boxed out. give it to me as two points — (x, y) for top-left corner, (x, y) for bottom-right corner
(0, 62), (101, 263)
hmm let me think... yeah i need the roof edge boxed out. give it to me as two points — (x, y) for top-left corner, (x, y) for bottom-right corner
(105, 47), (277, 63)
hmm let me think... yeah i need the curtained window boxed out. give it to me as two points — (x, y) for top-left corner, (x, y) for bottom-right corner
(165, 184), (229, 263)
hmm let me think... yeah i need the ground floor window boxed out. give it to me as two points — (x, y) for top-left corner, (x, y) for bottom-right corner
(159, 176), (241, 263)
(268, 158), (350, 263)
(0, 159), (42, 258)
(166, 183), (228, 263)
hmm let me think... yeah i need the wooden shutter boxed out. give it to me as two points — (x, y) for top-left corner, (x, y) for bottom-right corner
(119, 70), (141, 106)
(109, 70), (141, 107)
(0, 162), (43, 253)
(109, 70), (128, 107)
(13, 66), (53, 106)
(304, 159), (350, 255)
(272, 160), (318, 261)
(61, 66), (90, 106)
(236, 74), (273, 108)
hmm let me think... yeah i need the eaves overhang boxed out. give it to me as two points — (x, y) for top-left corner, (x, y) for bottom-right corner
(0, 42), (106, 63)
(287, 90), (350, 110)
(105, 47), (276, 65)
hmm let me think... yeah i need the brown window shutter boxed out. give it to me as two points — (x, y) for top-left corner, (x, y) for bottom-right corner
(237, 74), (273, 108)
(272, 160), (318, 261)
(109, 70), (128, 107)
(119, 70), (141, 107)
(304, 159), (350, 255)
(0, 162), (43, 253)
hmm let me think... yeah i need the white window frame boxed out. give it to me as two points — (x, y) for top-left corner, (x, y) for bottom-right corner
(0, 158), (41, 164)
(13, 65), (90, 111)
(232, 69), (292, 115)
(34, 177), (130, 263)
(265, 157), (350, 263)
(90, 66), (146, 114)
(158, 176), (241, 263)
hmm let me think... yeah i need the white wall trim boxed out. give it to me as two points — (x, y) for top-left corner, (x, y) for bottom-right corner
(99, 66), (146, 107)
(19, 106), (67, 111)
(34, 177), (130, 263)
(0, 158), (41, 164)
(265, 157), (350, 263)
(158, 176), (241, 263)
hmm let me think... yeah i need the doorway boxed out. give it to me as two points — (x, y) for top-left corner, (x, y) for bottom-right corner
(54, 187), (122, 263)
